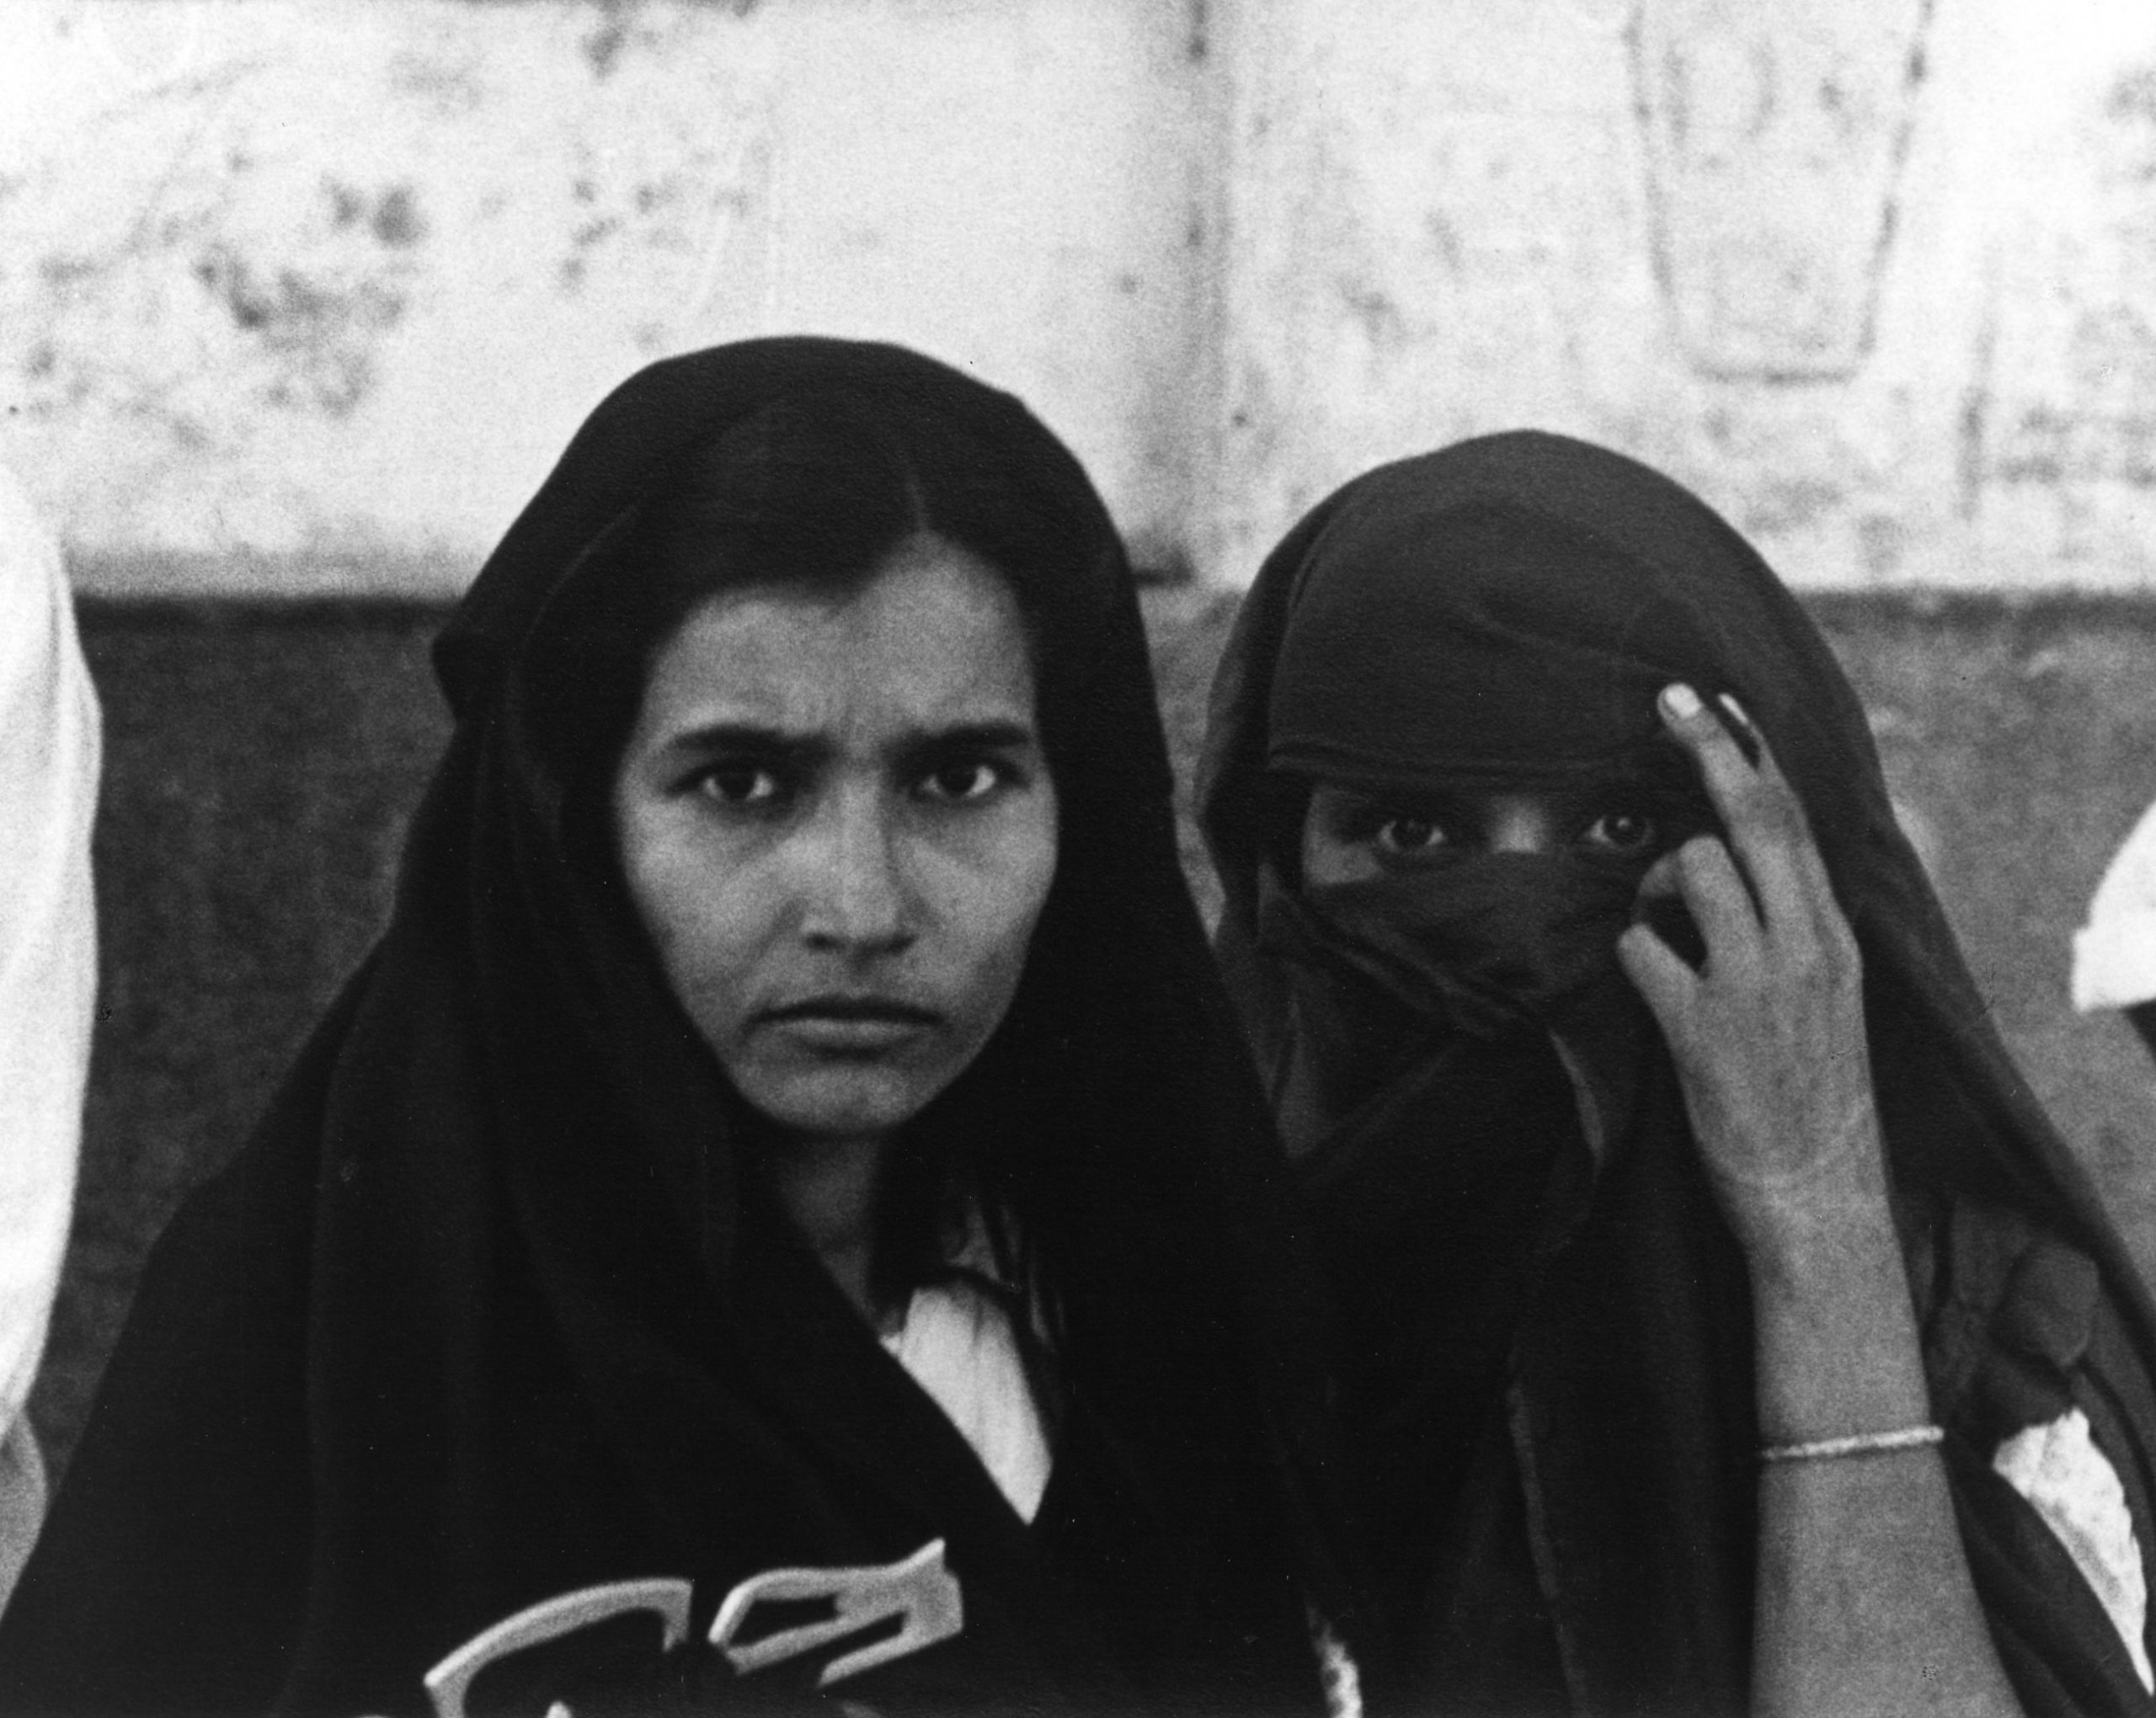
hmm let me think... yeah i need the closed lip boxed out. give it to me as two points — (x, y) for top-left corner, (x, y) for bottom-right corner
(758, 996), (943, 1027)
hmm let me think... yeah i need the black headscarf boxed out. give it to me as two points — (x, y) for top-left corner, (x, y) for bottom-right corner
(0, 339), (1340, 1716)
(1199, 431), (2156, 1715)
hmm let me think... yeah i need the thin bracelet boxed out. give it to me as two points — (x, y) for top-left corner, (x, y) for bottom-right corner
(1759, 1424), (1944, 1465)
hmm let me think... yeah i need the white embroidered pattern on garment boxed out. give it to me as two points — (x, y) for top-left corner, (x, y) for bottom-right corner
(1993, 1407), (2153, 1691)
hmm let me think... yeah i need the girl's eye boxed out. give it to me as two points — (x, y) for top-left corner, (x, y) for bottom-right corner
(1374, 815), (1448, 854)
(918, 760), (1006, 804)
(1582, 808), (1657, 855)
(696, 764), (782, 807)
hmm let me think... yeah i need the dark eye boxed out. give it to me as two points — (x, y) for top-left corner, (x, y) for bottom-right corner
(1375, 815), (1448, 854)
(1582, 808), (1657, 855)
(696, 763), (782, 807)
(918, 760), (1006, 804)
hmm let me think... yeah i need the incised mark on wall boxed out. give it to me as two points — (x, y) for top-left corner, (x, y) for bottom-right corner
(1632, 0), (1934, 381)
(1993, 408), (2156, 490)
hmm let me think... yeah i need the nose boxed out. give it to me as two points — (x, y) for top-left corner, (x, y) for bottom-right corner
(1484, 794), (1561, 855)
(798, 783), (915, 953)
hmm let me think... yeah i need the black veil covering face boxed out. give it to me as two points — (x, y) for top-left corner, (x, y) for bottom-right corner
(1199, 430), (2156, 1715)
(0, 339), (1341, 1716)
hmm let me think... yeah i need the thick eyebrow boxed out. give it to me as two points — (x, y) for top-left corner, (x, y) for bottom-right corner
(650, 722), (825, 766)
(650, 717), (1041, 762)
(899, 719), (1041, 755)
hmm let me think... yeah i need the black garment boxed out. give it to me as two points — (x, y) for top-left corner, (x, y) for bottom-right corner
(0, 339), (1340, 1716)
(1199, 430), (2156, 1715)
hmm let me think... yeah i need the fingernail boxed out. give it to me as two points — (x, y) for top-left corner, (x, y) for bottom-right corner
(1716, 691), (1763, 765)
(1660, 682), (1703, 719)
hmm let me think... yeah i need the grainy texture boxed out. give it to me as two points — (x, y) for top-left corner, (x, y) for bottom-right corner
(36, 603), (449, 1485)
(9, 5), (2156, 596)
(1809, 595), (2156, 1272)
(32, 592), (2156, 1490)
(0, 2), (1214, 584)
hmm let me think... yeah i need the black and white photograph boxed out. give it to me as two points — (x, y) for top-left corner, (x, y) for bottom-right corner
(3, 3), (2156, 1713)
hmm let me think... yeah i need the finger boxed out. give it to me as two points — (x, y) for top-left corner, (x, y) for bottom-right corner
(1617, 920), (1700, 1047)
(1656, 684), (1827, 933)
(1662, 833), (1766, 972)
(1712, 690), (1763, 768)
(1636, 846), (1683, 902)
(1633, 853), (1708, 970)
(1716, 691), (1842, 924)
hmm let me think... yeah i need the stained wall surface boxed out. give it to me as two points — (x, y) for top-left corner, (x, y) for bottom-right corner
(0, 0), (1215, 590)
(8, 1), (2156, 590)
(1209, 0), (2156, 590)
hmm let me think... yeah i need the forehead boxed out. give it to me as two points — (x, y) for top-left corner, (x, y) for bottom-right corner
(638, 539), (1037, 735)
(1309, 756), (1691, 806)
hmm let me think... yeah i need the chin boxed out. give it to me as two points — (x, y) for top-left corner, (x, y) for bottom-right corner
(738, 1066), (948, 1144)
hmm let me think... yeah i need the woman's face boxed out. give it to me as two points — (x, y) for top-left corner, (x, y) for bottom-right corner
(613, 533), (1059, 1145)
(1300, 769), (1704, 887)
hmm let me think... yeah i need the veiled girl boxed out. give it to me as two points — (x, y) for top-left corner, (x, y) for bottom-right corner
(1200, 431), (2156, 1715)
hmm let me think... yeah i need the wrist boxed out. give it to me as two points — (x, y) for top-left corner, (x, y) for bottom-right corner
(1740, 1178), (1901, 1300)
(1746, 1206), (1932, 1446)
(1708, 1098), (1893, 1280)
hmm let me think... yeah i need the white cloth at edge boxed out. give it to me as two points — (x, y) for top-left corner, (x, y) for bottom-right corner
(1307, 1605), (1364, 1718)
(0, 466), (98, 1607)
(0, 1418), (46, 1606)
(2073, 800), (2156, 1012)
(880, 1277), (1051, 1524)
(1993, 1408), (2153, 1691)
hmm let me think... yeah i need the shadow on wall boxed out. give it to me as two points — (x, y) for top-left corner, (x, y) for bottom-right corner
(38, 590), (2156, 1489)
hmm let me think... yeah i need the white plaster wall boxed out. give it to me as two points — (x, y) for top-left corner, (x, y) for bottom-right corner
(0, 0), (1211, 594)
(1209, 0), (2156, 591)
(6, 0), (2156, 594)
